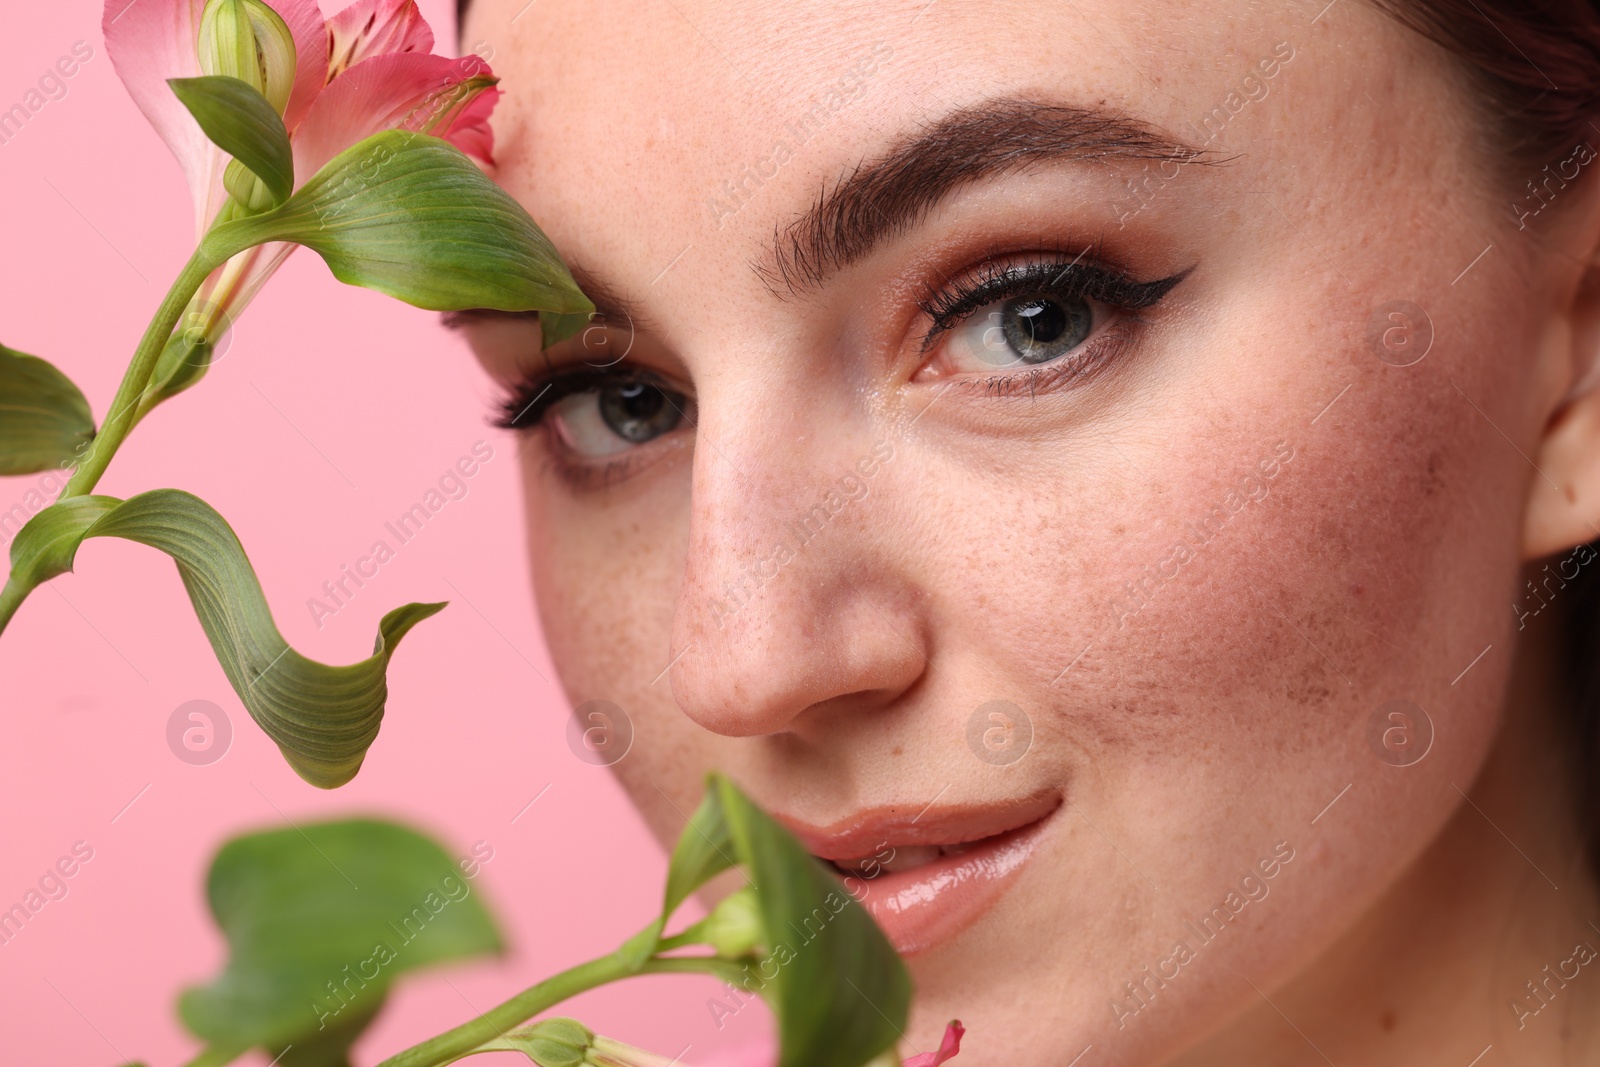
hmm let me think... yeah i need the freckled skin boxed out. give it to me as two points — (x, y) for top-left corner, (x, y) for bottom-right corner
(461, 1), (1600, 1064)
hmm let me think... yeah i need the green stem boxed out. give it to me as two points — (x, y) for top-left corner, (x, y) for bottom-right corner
(59, 247), (220, 500)
(375, 955), (735, 1067)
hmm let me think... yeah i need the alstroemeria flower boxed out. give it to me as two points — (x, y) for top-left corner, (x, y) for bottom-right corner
(903, 1022), (964, 1067)
(103, 0), (499, 343)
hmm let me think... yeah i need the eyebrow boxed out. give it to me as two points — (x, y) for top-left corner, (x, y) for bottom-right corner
(444, 97), (1214, 334)
(759, 96), (1216, 296)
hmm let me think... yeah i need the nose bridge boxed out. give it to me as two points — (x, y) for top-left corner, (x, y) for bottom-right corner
(668, 376), (919, 736)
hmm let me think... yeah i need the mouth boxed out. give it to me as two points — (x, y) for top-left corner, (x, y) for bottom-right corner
(778, 791), (1061, 956)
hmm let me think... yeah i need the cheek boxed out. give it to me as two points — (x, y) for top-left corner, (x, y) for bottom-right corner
(522, 448), (718, 839)
(894, 271), (1534, 1008)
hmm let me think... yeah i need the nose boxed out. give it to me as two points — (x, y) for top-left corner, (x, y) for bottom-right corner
(666, 380), (927, 738)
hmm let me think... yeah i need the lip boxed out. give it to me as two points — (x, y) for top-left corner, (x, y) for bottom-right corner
(777, 791), (1061, 956)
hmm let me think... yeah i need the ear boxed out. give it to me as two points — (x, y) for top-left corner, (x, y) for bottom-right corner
(1524, 261), (1600, 558)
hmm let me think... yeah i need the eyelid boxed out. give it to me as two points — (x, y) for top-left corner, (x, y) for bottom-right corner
(916, 256), (1189, 355)
(492, 365), (682, 432)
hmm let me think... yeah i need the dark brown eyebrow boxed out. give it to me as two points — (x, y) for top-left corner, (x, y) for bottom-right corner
(759, 97), (1217, 296)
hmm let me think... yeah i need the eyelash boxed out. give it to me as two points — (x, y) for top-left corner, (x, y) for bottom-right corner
(917, 252), (1187, 352)
(491, 367), (677, 432)
(490, 252), (1188, 437)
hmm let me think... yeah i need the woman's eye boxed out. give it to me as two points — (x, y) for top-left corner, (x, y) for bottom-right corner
(944, 292), (1100, 371)
(549, 381), (687, 456)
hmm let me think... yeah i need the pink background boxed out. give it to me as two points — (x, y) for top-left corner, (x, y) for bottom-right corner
(0, 2), (771, 1063)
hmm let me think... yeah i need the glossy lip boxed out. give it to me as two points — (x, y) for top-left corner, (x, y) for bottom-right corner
(777, 791), (1062, 956)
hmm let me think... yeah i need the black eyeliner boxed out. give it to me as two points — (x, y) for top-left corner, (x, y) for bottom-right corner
(493, 367), (679, 431)
(918, 258), (1189, 351)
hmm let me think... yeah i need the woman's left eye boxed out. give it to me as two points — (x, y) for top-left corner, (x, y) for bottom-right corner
(916, 260), (1187, 384)
(549, 381), (686, 457)
(944, 291), (1100, 370)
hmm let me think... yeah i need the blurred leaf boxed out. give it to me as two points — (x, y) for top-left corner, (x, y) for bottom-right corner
(662, 775), (912, 1067)
(169, 75), (294, 207)
(0, 344), (94, 475)
(4, 489), (443, 787)
(538, 311), (591, 350)
(180, 819), (503, 1064)
(210, 130), (594, 315)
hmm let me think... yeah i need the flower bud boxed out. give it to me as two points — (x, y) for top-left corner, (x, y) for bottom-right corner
(693, 886), (765, 959)
(500, 1017), (594, 1067)
(197, 0), (297, 115)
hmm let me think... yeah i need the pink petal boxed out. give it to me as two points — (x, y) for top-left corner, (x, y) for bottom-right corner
(103, 0), (227, 238)
(437, 81), (499, 166)
(265, 0), (332, 133)
(198, 242), (299, 327)
(324, 0), (434, 81)
(903, 1022), (964, 1067)
(291, 52), (498, 184)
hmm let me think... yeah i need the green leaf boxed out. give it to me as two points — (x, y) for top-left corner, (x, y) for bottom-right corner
(208, 130), (594, 315)
(0, 344), (95, 475)
(539, 311), (592, 350)
(143, 326), (215, 410)
(4, 490), (444, 788)
(180, 819), (503, 1064)
(169, 75), (294, 207)
(663, 775), (912, 1067)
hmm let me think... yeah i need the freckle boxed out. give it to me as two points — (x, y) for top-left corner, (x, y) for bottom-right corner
(1565, 484), (1578, 505)
(1380, 1010), (1396, 1032)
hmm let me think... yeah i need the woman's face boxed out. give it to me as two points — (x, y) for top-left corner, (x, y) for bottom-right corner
(459, 0), (1596, 1062)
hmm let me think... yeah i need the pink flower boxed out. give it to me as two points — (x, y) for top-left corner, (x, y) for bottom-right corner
(103, 0), (500, 338)
(903, 1022), (964, 1067)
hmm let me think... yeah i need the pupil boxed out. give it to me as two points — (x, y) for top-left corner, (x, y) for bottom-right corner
(600, 382), (683, 443)
(1001, 295), (1090, 364)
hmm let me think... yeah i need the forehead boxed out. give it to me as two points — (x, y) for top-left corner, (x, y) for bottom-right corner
(467, 0), (1455, 310)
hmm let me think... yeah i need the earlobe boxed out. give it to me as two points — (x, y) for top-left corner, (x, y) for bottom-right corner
(1524, 385), (1600, 559)
(1524, 267), (1600, 559)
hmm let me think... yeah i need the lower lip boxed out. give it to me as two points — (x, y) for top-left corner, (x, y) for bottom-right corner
(836, 814), (1053, 956)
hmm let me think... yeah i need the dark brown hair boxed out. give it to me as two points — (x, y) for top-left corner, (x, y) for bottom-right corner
(1374, 0), (1600, 877)
(1371, 1), (1600, 172)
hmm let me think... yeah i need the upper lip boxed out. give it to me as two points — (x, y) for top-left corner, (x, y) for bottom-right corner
(776, 789), (1063, 862)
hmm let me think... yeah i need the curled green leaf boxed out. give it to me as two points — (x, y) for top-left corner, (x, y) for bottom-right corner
(181, 819), (503, 1064)
(0, 344), (95, 475)
(208, 130), (594, 315)
(4, 489), (443, 787)
(169, 75), (294, 208)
